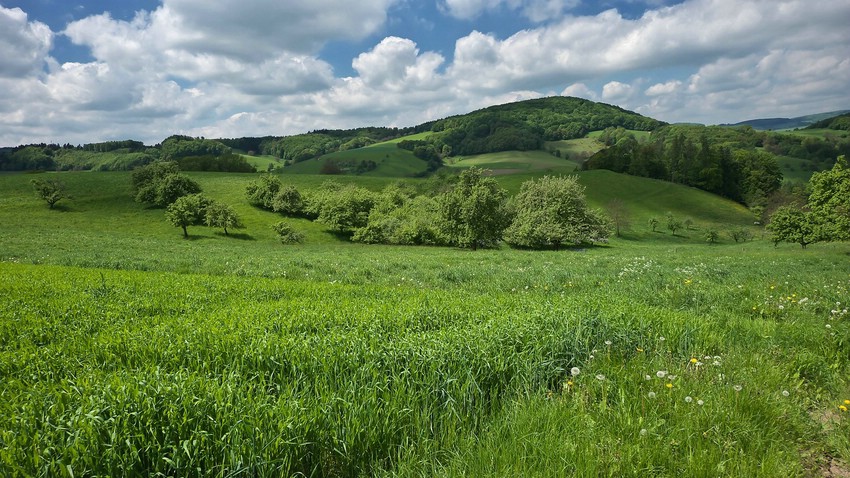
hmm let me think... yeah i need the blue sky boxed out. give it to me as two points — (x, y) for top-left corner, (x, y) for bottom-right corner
(1, 0), (848, 145)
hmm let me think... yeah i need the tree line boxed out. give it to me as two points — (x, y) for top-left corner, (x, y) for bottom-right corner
(246, 168), (611, 250)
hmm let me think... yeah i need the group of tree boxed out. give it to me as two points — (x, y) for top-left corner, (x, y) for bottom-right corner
(584, 126), (783, 206)
(245, 168), (611, 250)
(130, 161), (243, 237)
(165, 194), (243, 238)
(767, 155), (849, 247)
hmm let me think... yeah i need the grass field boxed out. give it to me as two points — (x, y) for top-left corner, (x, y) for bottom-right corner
(283, 134), (433, 177)
(1, 169), (848, 477)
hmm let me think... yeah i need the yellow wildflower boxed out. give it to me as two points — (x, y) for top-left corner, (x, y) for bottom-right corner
(666, 383), (673, 389)
(690, 358), (698, 364)
(840, 405), (848, 412)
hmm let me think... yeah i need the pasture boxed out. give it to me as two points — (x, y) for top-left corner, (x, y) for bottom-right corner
(0, 169), (848, 477)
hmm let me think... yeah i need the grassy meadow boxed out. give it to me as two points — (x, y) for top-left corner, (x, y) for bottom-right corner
(1, 167), (849, 477)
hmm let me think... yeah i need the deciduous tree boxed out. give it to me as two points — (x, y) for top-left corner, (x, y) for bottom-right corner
(31, 178), (70, 209)
(504, 175), (610, 249)
(439, 167), (510, 250)
(166, 194), (210, 238)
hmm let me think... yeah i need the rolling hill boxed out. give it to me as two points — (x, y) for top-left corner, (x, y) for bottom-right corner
(719, 109), (850, 130)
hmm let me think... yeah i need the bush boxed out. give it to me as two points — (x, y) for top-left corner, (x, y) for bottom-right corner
(271, 221), (304, 244)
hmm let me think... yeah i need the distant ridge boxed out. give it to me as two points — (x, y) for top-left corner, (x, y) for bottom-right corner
(719, 110), (850, 131)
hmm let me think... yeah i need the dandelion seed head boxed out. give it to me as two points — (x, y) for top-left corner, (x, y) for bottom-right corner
(656, 370), (667, 379)
(570, 367), (581, 377)
(697, 399), (704, 406)
(647, 392), (656, 399)
(640, 428), (648, 436)
(595, 374), (606, 381)
(782, 390), (790, 397)
(685, 396), (693, 403)
(733, 385), (743, 392)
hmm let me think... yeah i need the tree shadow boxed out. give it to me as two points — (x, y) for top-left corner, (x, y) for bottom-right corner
(215, 232), (255, 241)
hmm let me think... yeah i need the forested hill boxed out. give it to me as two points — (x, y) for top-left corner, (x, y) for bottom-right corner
(720, 110), (850, 131)
(806, 112), (850, 131)
(425, 96), (664, 156)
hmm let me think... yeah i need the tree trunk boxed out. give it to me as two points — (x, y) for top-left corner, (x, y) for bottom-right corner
(182, 225), (188, 238)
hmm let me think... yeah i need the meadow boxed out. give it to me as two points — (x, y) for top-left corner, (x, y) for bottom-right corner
(1, 169), (848, 477)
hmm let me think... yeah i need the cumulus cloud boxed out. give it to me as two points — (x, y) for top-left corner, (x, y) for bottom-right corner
(2, 0), (850, 145)
(0, 6), (53, 78)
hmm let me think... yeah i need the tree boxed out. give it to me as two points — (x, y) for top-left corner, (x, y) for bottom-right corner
(271, 221), (304, 244)
(439, 167), (511, 250)
(728, 227), (753, 243)
(649, 217), (659, 232)
(272, 185), (304, 216)
(316, 186), (376, 234)
(807, 155), (850, 241)
(31, 178), (70, 209)
(131, 161), (201, 207)
(666, 213), (683, 236)
(165, 194), (210, 238)
(606, 198), (631, 237)
(205, 202), (243, 236)
(504, 175), (610, 249)
(766, 205), (821, 248)
(705, 229), (719, 245)
(245, 174), (281, 210)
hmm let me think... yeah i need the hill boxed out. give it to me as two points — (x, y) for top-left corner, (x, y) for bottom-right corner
(719, 109), (850, 130)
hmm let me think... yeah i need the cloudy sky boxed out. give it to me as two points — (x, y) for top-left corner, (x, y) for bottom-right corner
(1, 0), (849, 146)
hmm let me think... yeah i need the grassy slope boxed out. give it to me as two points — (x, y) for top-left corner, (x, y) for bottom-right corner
(282, 133), (434, 177)
(2, 170), (849, 476)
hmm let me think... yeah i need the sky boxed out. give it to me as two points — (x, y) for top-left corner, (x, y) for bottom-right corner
(1, 0), (849, 146)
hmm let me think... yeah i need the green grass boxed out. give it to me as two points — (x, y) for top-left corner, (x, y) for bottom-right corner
(283, 134), (433, 177)
(446, 150), (581, 174)
(2, 170), (849, 477)
(239, 154), (282, 172)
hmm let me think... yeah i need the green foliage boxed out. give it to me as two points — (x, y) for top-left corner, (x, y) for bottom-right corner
(806, 113), (850, 131)
(165, 193), (210, 238)
(177, 153), (256, 173)
(131, 161), (202, 207)
(245, 174), (282, 210)
(504, 175), (610, 249)
(31, 178), (71, 209)
(766, 205), (822, 248)
(807, 156), (850, 241)
(315, 186), (377, 234)
(704, 229), (720, 244)
(439, 168), (511, 250)
(271, 221), (304, 244)
(204, 202), (243, 236)
(606, 198), (631, 238)
(353, 190), (446, 245)
(649, 217), (659, 232)
(666, 213), (683, 236)
(160, 135), (231, 160)
(430, 97), (663, 159)
(272, 184), (305, 216)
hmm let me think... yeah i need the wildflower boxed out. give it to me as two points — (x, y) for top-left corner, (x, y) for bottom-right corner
(570, 367), (581, 377)
(656, 370), (668, 379)
(640, 428), (648, 436)
(659, 336), (666, 342)
(826, 324), (832, 329)
(645, 375), (652, 381)
(782, 390), (790, 397)
(733, 385), (742, 392)
(595, 374), (606, 381)
(695, 361), (703, 367)
(668, 375), (677, 380)
(778, 304), (784, 310)
(685, 396), (693, 403)
(636, 347), (644, 352)
(647, 392), (656, 399)
(589, 354), (595, 360)
(605, 340), (612, 346)
(690, 358), (698, 364)
(697, 399), (704, 406)
(712, 360), (721, 366)
(684, 279), (692, 285)
(845, 400), (850, 405)
(840, 405), (848, 412)
(666, 383), (673, 389)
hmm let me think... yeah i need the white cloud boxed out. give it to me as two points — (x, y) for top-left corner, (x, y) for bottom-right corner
(561, 83), (598, 100)
(0, 6), (53, 78)
(645, 80), (681, 97)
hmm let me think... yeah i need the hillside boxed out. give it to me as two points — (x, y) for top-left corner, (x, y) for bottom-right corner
(720, 109), (850, 130)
